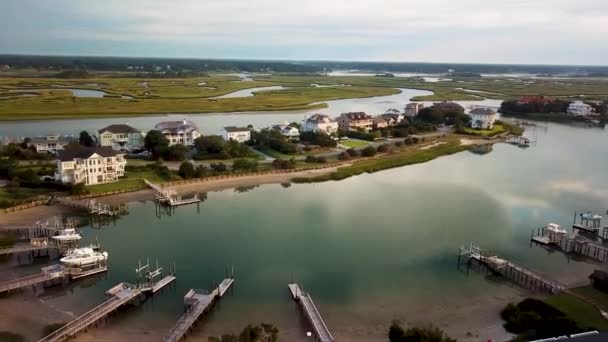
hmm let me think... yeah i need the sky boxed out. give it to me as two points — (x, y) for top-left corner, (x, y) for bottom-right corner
(1, 0), (608, 65)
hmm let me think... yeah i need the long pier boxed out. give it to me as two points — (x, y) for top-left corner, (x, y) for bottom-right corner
(39, 274), (176, 342)
(0, 238), (59, 256)
(288, 283), (334, 342)
(55, 198), (120, 216)
(459, 244), (565, 294)
(164, 277), (234, 342)
(145, 179), (200, 207)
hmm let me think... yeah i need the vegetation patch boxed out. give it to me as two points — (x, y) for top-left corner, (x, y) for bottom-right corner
(339, 139), (370, 148)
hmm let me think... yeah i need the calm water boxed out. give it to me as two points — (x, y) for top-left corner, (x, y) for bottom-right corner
(24, 121), (606, 340)
(211, 86), (289, 99)
(0, 88), (432, 137)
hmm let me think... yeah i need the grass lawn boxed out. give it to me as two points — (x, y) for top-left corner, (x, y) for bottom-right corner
(255, 146), (299, 159)
(339, 139), (370, 148)
(545, 292), (608, 330)
(85, 170), (175, 194)
(461, 124), (508, 137)
(570, 285), (608, 311)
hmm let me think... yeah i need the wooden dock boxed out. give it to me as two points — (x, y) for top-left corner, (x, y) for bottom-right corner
(530, 227), (608, 263)
(459, 244), (565, 294)
(164, 277), (235, 342)
(0, 238), (59, 256)
(0, 262), (109, 295)
(145, 179), (200, 207)
(56, 198), (120, 216)
(288, 283), (334, 342)
(39, 274), (176, 342)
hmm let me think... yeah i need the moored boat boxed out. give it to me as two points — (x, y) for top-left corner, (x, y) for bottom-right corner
(51, 228), (82, 242)
(60, 247), (108, 266)
(545, 223), (567, 235)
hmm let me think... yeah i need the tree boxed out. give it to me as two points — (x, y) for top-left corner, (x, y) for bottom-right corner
(195, 165), (208, 178)
(361, 145), (377, 157)
(194, 135), (225, 155)
(79, 131), (96, 147)
(389, 321), (455, 342)
(144, 130), (169, 159)
(272, 158), (296, 169)
(299, 131), (337, 147)
(178, 161), (195, 179)
(164, 144), (188, 161)
(417, 107), (445, 125)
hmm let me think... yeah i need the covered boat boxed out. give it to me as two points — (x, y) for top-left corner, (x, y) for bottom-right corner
(51, 228), (82, 242)
(60, 247), (108, 266)
(545, 223), (567, 235)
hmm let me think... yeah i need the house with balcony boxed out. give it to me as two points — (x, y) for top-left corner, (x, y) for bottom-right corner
(28, 135), (76, 154)
(373, 116), (390, 129)
(301, 114), (339, 135)
(469, 108), (498, 129)
(337, 112), (373, 132)
(98, 124), (145, 152)
(154, 120), (201, 146)
(221, 126), (251, 143)
(55, 146), (126, 185)
(272, 124), (300, 141)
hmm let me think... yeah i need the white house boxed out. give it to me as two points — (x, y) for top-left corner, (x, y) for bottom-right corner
(404, 103), (424, 117)
(568, 101), (597, 116)
(301, 114), (339, 134)
(55, 146), (126, 185)
(273, 124), (300, 141)
(28, 135), (76, 154)
(154, 120), (201, 146)
(98, 124), (145, 152)
(469, 108), (498, 129)
(221, 127), (251, 143)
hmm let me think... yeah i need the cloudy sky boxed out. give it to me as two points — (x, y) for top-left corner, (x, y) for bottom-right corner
(2, 0), (607, 65)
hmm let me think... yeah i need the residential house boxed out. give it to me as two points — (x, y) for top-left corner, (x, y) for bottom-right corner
(98, 124), (145, 152)
(517, 95), (551, 105)
(469, 108), (498, 129)
(221, 127), (251, 143)
(55, 146), (126, 185)
(28, 135), (76, 154)
(433, 101), (465, 112)
(568, 101), (597, 116)
(154, 120), (201, 146)
(301, 114), (339, 135)
(337, 112), (373, 132)
(373, 116), (390, 129)
(272, 124), (300, 141)
(381, 108), (405, 125)
(404, 103), (424, 117)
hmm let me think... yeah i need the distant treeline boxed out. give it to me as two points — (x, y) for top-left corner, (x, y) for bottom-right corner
(2, 55), (608, 75)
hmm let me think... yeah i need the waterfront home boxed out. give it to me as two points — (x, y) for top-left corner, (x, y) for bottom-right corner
(98, 124), (145, 152)
(55, 146), (126, 185)
(567, 101), (597, 116)
(301, 114), (339, 135)
(381, 109), (405, 124)
(337, 112), (374, 132)
(221, 126), (251, 143)
(434, 101), (465, 112)
(28, 135), (76, 154)
(469, 108), (498, 129)
(154, 120), (201, 146)
(404, 103), (424, 117)
(518, 95), (551, 105)
(272, 124), (300, 141)
(373, 116), (390, 129)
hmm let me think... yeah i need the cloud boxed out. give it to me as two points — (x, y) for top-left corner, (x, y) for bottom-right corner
(2, 0), (608, 64)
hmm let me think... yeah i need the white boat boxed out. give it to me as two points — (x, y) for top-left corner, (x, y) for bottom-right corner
(60, 247), (108, 266)
(51, 228), (82, 242)
(545, 223), (567, 235)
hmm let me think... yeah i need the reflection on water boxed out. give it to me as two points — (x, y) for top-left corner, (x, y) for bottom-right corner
(25, 121), (606, 340)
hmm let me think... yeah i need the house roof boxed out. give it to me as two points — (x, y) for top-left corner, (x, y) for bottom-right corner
(223, 126), (250, 133)
(385, 108), (401, 114)
(57, 146), (121, 162)
(373, 116), (389, 124)
(381, 113), (401, 121)
(433, 101), (465, 111)
(306, 114), (336, 124)
(99, 124), (141, 134)
(154, 120), (198, 134)
(469, 108), (497, 116)
(29, 136), (75, 144)
(340, 112), (372, 120)
(273, 124), (299, 133)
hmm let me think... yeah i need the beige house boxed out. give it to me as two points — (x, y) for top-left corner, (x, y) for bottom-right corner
(469, 108), (498, 129)
(55, 146), (126, 185)
(155, 120), (201, 146)
(28, 135), (76, 154)
(373, 116), (390, 129)
(404, 103), (425, 117)
(338, 112), (373, 132)
(302, 114), (339, 134)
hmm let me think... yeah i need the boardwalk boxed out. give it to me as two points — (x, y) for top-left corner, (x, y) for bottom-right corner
(164, 278), (234, 342)
(288, 283), (334, 342)
(56, 198), (119, 216)
(0, 265), (66, 294)
(39, 275), (175, 342)
(531, 227), (608, 263)
(0, 239), (58, 256)
(145, 179), (200, 207)
(460, 244), (565, 294)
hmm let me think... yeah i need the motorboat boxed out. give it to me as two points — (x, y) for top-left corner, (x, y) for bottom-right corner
(60, 247), (108, 266)
(51, 228), (82, 242)
(545, 223), (567, 235)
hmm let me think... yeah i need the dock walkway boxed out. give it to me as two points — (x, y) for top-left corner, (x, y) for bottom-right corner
(531, 227), (608, 263)
(460, 244), (565, 294)
(0, 239), (58, 256)
(288, 283), (334, 342)
(164, 278), (234, 342)
(0, 265), (66, 294)
(39, 275), (175, 342)
(145, 179), (200, 207)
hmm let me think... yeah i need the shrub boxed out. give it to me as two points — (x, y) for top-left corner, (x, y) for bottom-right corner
(154, 165), (172, 180)
(305, 155), (317, 163)
(394, 141), (403, 147)
(404, 137), (415, 145)
(210, 163), (227, 173)
(342, 130), (375, 141)
(346, 148), (359, 157)
(178, 161), (195, 179)
(377, 144), (389, 153)
(361, 146), (377, 157)
(316, 156), (327, 163)
(338, 152), (351, 161)
(272, 158), (296, 169)
(195, 165), (208, 178)
(232, 159), (258, 172)
(388, 321), (455, 342)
